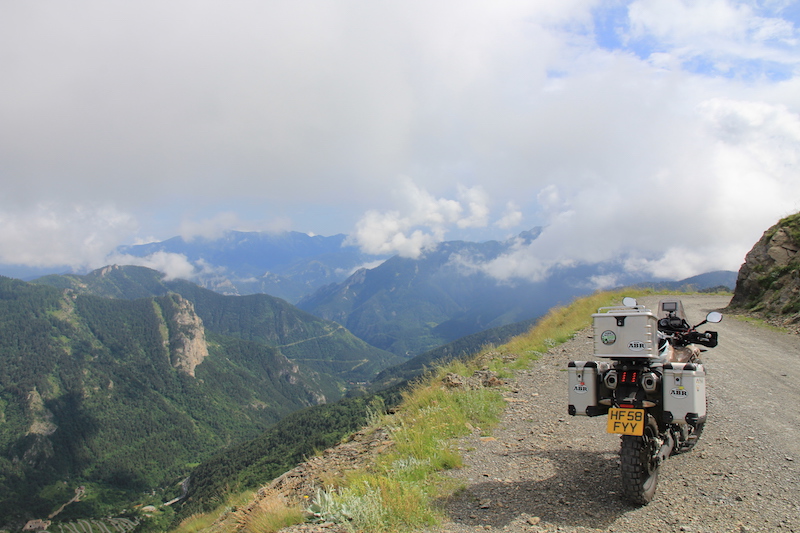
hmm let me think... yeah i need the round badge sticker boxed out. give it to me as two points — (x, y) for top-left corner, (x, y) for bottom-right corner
(601, 330), (616, 345)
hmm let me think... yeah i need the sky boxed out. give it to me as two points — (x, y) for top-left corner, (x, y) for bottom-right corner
(1, 0), (799, 285)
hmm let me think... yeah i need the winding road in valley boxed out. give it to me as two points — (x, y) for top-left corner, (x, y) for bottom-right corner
(429, 295), (800, 533)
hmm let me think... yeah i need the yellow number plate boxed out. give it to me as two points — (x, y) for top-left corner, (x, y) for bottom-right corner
(607, 408), (645, 436)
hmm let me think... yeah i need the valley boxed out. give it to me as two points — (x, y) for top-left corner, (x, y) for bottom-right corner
(0, 270), (399, 527)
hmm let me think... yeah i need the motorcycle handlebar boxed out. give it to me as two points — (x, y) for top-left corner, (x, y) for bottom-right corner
(684, 330), (718, 348)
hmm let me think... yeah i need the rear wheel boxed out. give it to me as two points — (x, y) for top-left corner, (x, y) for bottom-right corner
(620, 417), (660, 505)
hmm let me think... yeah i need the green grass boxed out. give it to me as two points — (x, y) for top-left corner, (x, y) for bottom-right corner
(170, 491), (255, 533)
(316, 372), (507, 532)
(730, 313), (786, 332)
(241, 500), (305, 533)
(166, 489), (307, 533)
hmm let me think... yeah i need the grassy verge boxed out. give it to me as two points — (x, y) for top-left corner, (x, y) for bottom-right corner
(240, 500), (306, 532)
(729, 313), (787, 332)
(168, 491), (304, 533)
(169, 491), (256, 533)
(300, 369), (506, 532)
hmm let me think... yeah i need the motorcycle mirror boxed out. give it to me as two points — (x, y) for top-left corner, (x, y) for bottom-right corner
(693, 311), (723, 329)
(622, 297), (638, 307)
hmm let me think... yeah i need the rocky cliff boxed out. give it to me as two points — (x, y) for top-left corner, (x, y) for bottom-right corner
(159, 294), (209, 377)
(730, 212), (800, 327)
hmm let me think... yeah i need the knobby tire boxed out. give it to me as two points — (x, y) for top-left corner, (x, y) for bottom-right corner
(619, 417), (660, 505)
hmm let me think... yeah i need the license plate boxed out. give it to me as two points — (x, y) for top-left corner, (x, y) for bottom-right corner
(607, 408), (645, 435)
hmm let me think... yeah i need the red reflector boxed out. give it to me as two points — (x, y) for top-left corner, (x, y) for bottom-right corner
(619, 404), (634, 408)
(620, 370), (639, 384)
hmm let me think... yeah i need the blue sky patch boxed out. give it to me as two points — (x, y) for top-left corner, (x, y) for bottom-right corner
(592, 2), (631, 51)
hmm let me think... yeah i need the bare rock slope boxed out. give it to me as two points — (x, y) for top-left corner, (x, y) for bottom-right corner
(730, 212), (800, 329)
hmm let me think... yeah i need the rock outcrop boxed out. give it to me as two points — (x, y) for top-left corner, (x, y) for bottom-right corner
(729, 212), (800, 328)
(160, 294), (209, 377)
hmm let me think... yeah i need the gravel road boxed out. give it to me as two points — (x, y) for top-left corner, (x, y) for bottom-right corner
(427, 295), (800, 533)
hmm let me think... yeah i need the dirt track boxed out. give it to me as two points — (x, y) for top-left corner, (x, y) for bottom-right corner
(429, 295), (800, 533)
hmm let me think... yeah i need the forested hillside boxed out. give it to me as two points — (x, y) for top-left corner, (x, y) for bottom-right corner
(298, 233), (737, 357)
(0, 275), (359, 526)
(35, 265), (403, 383)
(177, 313), (544, 521)
(368, 316), (540, 390)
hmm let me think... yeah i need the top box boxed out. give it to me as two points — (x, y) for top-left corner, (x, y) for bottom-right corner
(592, 305), (659, 359)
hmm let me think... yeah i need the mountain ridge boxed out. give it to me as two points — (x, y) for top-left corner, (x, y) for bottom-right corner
(115, 230), (386, 302)
(297, 233), (736, 357)
(34, 265), (403, 384)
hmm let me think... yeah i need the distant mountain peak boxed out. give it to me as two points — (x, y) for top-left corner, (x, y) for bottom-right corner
(113, 230), (385, 303)
(98, 264), (118, 277)
(514, 227), (543, 245)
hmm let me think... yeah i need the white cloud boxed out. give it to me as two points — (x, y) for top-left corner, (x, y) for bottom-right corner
(0, 0), (797, 285)
(338, 259), (387, 277)
(132, 236), (163, 246)
(348, 179), (522, 258)
(474, 95), (800, 282)
(100, 252), (233, 281)
(588, 273), (624, 290)
(495, 202), (523, 229)
(348, 180), (460, 257)
(536, 185), (570, 220)
(105, 251), (197, 281)
(0, 204), (136, 268)
(456, 185), (490, 229)
(179, 213), (293, 241)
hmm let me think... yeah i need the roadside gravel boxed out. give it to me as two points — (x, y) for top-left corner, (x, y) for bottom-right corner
(427, 295), (800, 533)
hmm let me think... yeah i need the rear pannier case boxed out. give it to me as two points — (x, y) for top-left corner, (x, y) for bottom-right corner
(568, 360), (610, 416)
(662, 362), (707, 425)
(592, 304), (659, 359)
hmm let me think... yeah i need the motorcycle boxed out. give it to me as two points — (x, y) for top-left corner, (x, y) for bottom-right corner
(568, 297), (722, 504)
